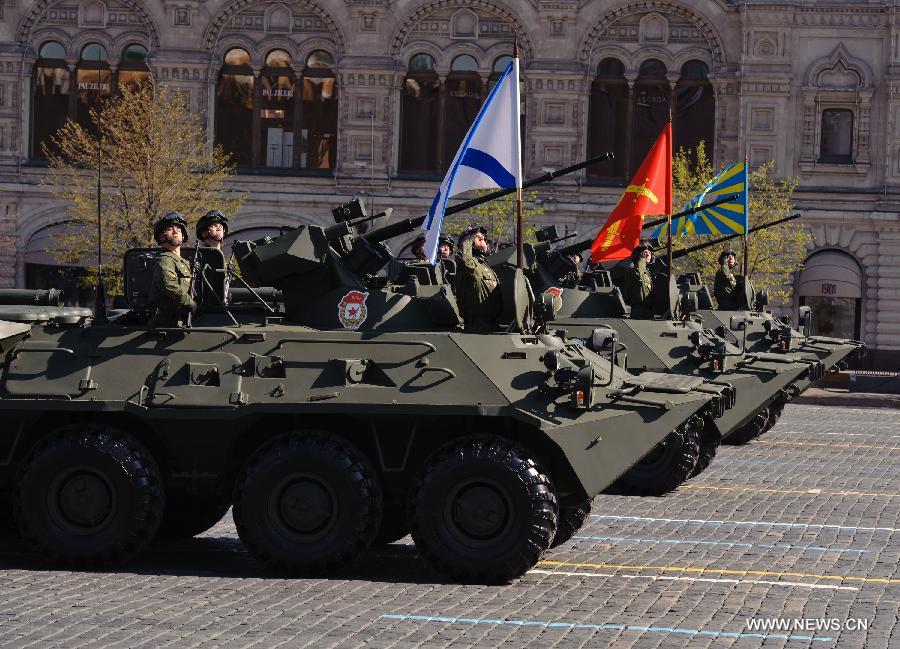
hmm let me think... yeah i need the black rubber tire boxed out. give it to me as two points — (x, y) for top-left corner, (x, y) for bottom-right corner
(723, 407), (770, 446)
(232, 431), (382, 576)
(374, 504), (409, 545)
(760, 403), (785, 435)
(409, 436), (558, 584)
(689, 438), (719, 479)
(14, 425), (164, 567)
(550, 499), (591, 549)
(157, 494), (231, 541)
(607, 424), (700, 497)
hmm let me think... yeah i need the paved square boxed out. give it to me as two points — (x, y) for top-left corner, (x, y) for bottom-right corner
(1, 404), (898, 648)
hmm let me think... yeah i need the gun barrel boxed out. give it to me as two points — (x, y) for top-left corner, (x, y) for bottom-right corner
(667, 213), (802, 260)
(0, 288), (63, 306)
(361, 215), (427, 244)
(555, 237), (594, 257)
(641, 193), (741, 232)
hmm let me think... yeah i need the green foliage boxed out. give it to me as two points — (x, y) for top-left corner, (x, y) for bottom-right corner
(443, 189), (545, 251)
(43, 85), (245, 294)
(667, 141), (811, 305)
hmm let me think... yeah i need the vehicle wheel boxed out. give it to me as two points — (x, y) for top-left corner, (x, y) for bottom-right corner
(606, 422), (700, 496)
(550, 499), (591, 549)
(761, 403), (785, 434)
(157, 494), (231, 541)
(374, 503), (409, 545)
(723, 407), (770, 446)
(409, 436), (557, 584)
(689, 438), (719, 479)
(14, 425), (164, 567)
(232, 431), (382, 575)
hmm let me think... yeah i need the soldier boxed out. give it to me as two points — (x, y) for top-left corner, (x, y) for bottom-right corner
(438, 233), (457, 284)
(409, 234), (427, 262)
(455, 225), (502, 332)
(197, 209), (229, 251)
(438, 234), (455, 260)
(622, 242), (655, 318)
(148, 211), (196, 327)
(714, 247), (740, 309)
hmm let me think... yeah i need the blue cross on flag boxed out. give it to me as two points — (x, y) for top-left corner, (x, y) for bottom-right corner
(422, 59), (522, 263)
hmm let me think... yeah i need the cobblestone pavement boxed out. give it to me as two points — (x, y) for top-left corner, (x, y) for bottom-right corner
(1, 404), (898, 648)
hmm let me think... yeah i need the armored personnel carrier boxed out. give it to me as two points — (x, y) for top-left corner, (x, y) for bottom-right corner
(0, 222), (729, 584)
(487, 231), (823, 496)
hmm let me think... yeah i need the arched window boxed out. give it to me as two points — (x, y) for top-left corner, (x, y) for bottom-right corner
(75, 42), (111, 137)
(820, 109), (853, 163)
(119, 44), (150, 90)
(489, 55), (513, 89)
(399, 53), (440, 173)
(260, 49), (295, 168)
(632, 59), (668, 168)
(675, 60), (714, 161)
(215, 48), (254, 166)
(32, 41), (70, 158)
(302, 50), (337, 170)
(587, 58), (628, 179)
(444, 55), (482, 169)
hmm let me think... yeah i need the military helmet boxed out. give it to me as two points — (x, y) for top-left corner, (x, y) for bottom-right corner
(719, 247), (738, 264)
(458, 224), (488, 248)
(409, 234), (427, 256)
(438, 233), (455, 254)
(630, 241), (654, 263)
(154, 211), (188, 243)
(197, 209), (229, 239)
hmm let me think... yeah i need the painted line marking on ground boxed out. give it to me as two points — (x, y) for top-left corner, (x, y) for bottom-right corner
(591, 514), (900, 533)
(681, 484), (900, 498)
(381, 614), (833, 642)
(572, 535), (868, 554)
(538, 561), (900, 584)
(529, 569), (858, 591)
(779, 430), (900, 439)
(756, 440), (900, 451)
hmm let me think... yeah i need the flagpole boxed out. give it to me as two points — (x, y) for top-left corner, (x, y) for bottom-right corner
(513, 36), (525, 269)
(666, 112), (673, 284)
(742, 153), (749, 275)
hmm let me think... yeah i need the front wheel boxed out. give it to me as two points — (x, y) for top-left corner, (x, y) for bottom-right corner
(550, 499), (592, 549)
(606, 421), (701, 497)
(409, 436), (557, 583)
(233, 431), (382, 575)
(14, 425), (164, 567)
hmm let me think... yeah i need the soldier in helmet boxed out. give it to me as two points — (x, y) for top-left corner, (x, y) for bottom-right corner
(409, 234), (427, 262)
(148, 211), (196, 327)
(438, 234), (455, 261)
(438, 233), (457, 285)
(197, 209), (229, 251)
(714, 247), (740, 309)
(621, 241), (655, 318)
(455, 225), (502, 332)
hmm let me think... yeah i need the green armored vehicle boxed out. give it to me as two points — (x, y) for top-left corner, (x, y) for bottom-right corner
(487, 231), (823, 496)
(0, 218), (730, 583)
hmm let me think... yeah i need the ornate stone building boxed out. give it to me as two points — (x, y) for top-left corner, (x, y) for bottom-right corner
(0, 1), (896, 363)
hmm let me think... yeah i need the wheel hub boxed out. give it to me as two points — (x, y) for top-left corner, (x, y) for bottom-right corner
(278, 479), (334, 535)
(54, 471), (113, 530)
(450, 483), (509, 540)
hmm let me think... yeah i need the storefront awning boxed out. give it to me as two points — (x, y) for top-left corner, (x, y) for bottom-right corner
(798, 250), (862, 299)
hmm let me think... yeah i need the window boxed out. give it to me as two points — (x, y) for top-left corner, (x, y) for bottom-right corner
(302, 50), (337, 170)
(586, 57), (716, 181)
(215, 48), (254, 166)
(675, 60), (714, 163)
(820, 109), (853, 163)
(587, 58), (628, 179)
(260, 50), (295, 168)
(399, 54), (440, 173)
(32, 41), (70, 158)
(444, 55), (483, 169)
(118, 44), (151, 91)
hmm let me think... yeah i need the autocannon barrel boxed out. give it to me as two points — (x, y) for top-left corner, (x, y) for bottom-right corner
(667, 213), (802, 260)
(555, 237), (594, 257)
(361, 215), (427, 244)
(0, 288), (63, 306)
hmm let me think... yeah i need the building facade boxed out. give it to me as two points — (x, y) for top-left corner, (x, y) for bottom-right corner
(0, 0), (896, 363)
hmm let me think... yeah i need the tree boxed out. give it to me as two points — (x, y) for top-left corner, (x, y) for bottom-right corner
(43, 84), (245, 294)
(442, 189), (546, 251)
(667, 142), (812, 305)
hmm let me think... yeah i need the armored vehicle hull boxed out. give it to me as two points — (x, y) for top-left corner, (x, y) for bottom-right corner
(0, 316), (725, 583)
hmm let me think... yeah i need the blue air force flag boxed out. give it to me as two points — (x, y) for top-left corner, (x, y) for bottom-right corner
(422, 59), (522, 263)
(651, 161), (749, 239)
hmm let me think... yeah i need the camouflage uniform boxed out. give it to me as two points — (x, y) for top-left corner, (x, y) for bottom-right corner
(714, 262), (740, 310)
(148, 250), (194, 327)
(455, 236), (502, 332)
(623, 258), (655, 318)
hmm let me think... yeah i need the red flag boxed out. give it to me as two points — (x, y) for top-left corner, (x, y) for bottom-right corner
(590, 123), (672, 262)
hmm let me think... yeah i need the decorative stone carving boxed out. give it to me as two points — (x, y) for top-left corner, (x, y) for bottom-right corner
(451, 9), (477, 39)
(20, 0), (159, 46)
(639, 13), (667, 44)
(80, 0), (106, 28)
(204, 0), (344, 53)
(753, 31), (777, 57)
(265, 3), (291, 33)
